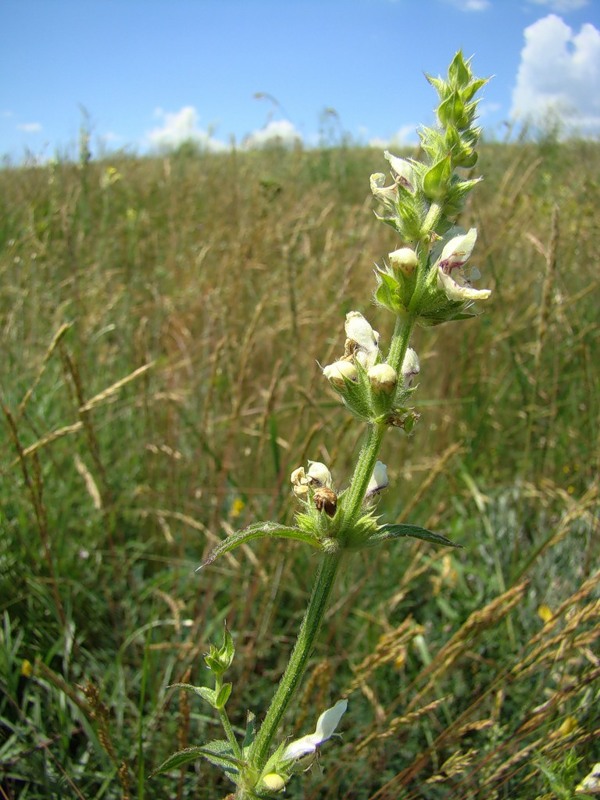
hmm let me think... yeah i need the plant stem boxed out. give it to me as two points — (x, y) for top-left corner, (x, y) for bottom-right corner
(218, 706), (242, 760)
(387, 314), (416, 377)
(341, 422), (386, 526)
(343, 315), (416, 526)
(247, 550), (343, 776)
(241, 314), (416, 797)
(422, 199), (443, 236)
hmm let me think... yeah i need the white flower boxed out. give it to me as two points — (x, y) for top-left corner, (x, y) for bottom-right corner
(370, 172), (397, 207)
(323, 360), (358, 387)
(435, 228), (491, 302)
(384, 150), (416, 192)
(345, 311), (379, 368)
(365, 461), (389, 499)
(401, 348), (420, 387)
(306, 461), (333, 488)
(290, 466), (309, 499)
(282, 699), (348, 762)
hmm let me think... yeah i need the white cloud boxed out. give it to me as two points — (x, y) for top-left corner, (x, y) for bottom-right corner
(528, 0), (589, 12)
(368, 124), (419, 149)
(146, 106), (227, 152)
(241, 119), (302, 149)
(511, 14), (600, 137)
(17, 122), (42, 133)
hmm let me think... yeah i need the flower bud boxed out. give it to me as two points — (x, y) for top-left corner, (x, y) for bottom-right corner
(389, 247), (418, 276)
(313, 487), (338, 517)
(323, 360), (357, 388)
(262, 773), (286, 792)
(367, 363), (398, 394)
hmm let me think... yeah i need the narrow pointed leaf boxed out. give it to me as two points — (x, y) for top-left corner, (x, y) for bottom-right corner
(152, 742), (242, 776)
(199, 521), (322, 569)
(171, 682), (217, 707)
(242, 711), (256, 751)
(369, 523), (462, 549)
(199, 738), (243, 772)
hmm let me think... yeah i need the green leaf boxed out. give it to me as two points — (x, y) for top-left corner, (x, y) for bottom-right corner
(368, 523), (462, 549)
(151, 740), (243, 777)
(425, 73), (448, 100)
(171, 682), (217, 708)
(438, 91), (464, 128)
(448, 51), (470, 87)
(199, 521), (322, 568)
(242, 711), (256, 751)
(198, 739), (244, 772)
(216, 681), (232, 709)
(423, 156), (452, 201)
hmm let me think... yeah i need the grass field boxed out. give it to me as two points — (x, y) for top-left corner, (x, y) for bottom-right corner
(0, 139), (599, 799)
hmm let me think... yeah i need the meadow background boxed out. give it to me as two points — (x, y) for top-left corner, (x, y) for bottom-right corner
(0, 136), (598, 799)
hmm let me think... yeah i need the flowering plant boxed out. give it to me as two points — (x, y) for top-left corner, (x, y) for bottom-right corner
(155, 51), (490, 798)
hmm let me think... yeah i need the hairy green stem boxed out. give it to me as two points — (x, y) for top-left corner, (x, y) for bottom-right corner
(247, 551), (343, 778)
(218, 705), (242, 760)
(341, 422), (386, 527)
(387, 314), (416, 377)
(422, 199), (443, 237)
(240, 313), (416, 796)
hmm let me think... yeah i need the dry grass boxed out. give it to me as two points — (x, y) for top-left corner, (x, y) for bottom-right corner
(0, 141), (598, 799)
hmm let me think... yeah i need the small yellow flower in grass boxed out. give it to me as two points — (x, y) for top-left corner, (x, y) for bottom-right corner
(556, 716), (578, 737)
(21, 659), (33, 678)
(537, 604), (553, 624)
(282, 699), (348, 762)
(100, 165), (122, 189)
(230, 497), (245, 519)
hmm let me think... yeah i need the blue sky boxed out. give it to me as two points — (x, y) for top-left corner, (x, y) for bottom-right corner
(1, 0), (599, 161)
